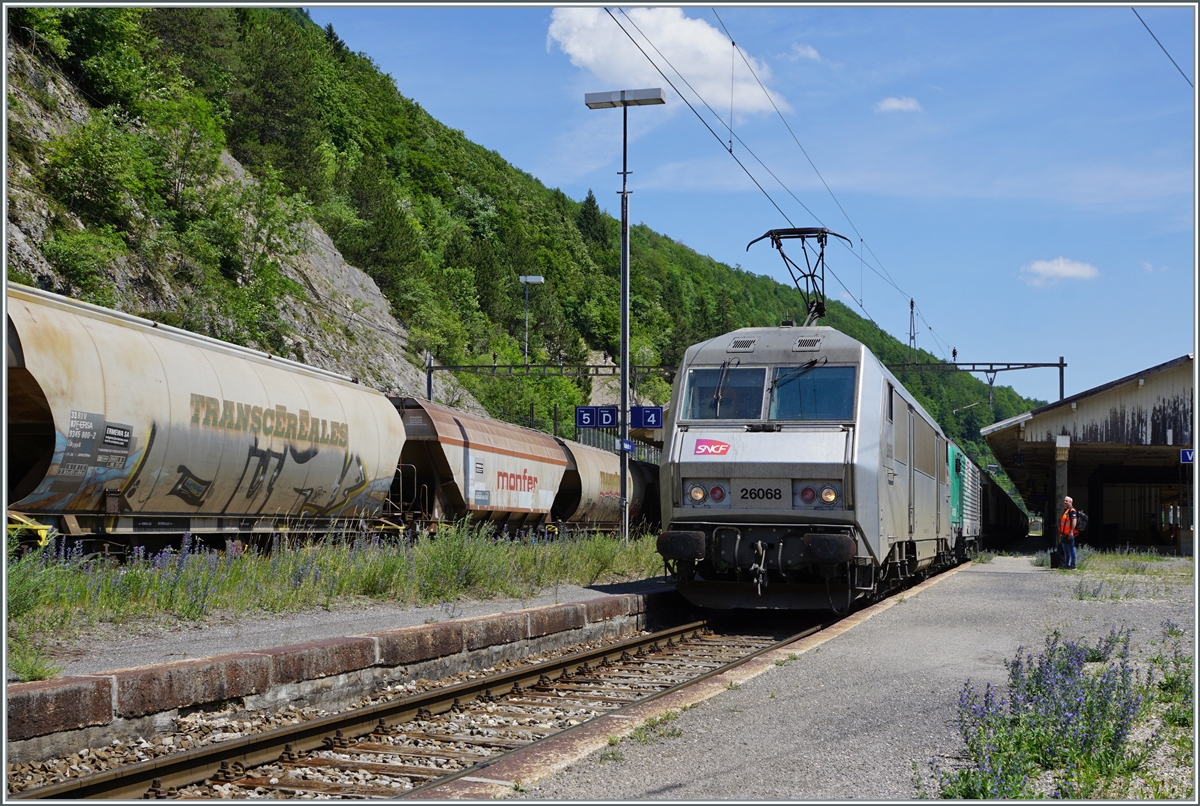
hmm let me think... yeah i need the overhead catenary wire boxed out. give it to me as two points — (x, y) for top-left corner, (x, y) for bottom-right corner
(1131, 7), (1193, 88)
(615, 9), (823, 225)
(710, 8), (953, 360)
(611, 8), (890, 335)
(603, 8), (796, 229)
(711, 9), (903, 295)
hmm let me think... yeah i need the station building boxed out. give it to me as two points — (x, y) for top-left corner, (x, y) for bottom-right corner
(981, 354), (1194, 554)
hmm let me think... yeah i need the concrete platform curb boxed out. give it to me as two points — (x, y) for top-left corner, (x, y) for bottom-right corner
(412, 564), (972, 799)
(6, 589), (691, 763)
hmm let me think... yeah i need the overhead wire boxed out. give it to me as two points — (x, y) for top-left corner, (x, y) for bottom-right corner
(612, 8), (890, 333)
(1131, 7), (1193, 88)
(708, 7), (953, 359)
(603, 8), (796, 228)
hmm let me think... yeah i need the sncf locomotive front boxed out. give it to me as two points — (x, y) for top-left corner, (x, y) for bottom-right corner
(657, 324), (926, 612)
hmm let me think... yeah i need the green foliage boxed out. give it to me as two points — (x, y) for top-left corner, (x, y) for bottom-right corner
(7, 7), (71, 59)
(41, 226), (125, 306)
(6, 536), (66, 681)
(143, 8), (240, 112)
(577, 189), (611, 247)
(45, 108), (158, 230)
(227, 8), (329, 199)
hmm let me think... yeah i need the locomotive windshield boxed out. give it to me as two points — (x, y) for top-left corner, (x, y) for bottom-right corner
(683, 367), (766, 420)
(768, 365), (856, 421)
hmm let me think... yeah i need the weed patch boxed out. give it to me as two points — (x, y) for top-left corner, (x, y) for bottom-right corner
(918, 625), (1194, 799)
(628, 711), (683, 744)
(968, 548), (996, 564)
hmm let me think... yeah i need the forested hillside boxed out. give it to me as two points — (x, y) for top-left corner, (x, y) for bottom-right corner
(4, 6), (1042, 484)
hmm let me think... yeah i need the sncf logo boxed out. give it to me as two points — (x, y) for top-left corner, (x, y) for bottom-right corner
(693, 439), (731, 456)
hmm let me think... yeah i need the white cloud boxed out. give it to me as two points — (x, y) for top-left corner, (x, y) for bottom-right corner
(1142, 260), (1154, 272)
(1020, 257), (1100, 287)
(789, 43), (820, 61)
(874, 96), (923, 113)
(548, 7), (787, 116)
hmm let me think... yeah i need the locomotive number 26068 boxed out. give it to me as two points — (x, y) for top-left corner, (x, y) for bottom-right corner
(731, 478), (786, 508)
(740, 487), (783, 500)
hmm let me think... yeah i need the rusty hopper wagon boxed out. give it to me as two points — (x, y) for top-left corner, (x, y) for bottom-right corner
(390, 397), (654, 534)
(7, 284), (406, 549)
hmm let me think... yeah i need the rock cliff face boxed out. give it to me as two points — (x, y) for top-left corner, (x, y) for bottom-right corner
(4, 41), (486, 415)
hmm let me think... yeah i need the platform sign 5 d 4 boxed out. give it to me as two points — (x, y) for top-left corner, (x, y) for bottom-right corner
(1182, 449), (1194, 464)
(631, 406), (663, 429)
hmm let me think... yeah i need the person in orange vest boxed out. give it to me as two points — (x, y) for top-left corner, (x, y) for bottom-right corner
(1059, 496), (1078, 569)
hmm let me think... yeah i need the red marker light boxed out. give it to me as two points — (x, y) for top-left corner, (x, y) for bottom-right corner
(800, 486), (816, 504)
(709, 485), (725, 502)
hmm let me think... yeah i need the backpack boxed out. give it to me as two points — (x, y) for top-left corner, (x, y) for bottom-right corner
(1075, 509), (1088, 533)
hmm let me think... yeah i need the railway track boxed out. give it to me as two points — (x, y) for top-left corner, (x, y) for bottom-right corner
(11, 618), (828, 800)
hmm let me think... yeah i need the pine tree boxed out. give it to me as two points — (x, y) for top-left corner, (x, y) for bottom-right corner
(576, 189), (609, 247)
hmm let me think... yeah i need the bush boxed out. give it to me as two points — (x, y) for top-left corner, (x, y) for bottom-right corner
(45, 108), (159, 230)
(933, 627), (1143, 798)
(42, 225), (126, 306)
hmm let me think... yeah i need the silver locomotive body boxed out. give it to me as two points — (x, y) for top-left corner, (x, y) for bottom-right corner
(657, 325), (961, 611)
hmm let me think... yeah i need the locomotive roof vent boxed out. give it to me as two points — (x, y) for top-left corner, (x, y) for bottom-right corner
(727, 336), (758, 352)
(792, 335), (823, 352)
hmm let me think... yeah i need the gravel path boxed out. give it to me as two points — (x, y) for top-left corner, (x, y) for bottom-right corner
(524, 556), (1194, 801)
(37, 578), (674, 678)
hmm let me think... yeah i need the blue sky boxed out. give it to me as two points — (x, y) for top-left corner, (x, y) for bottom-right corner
(307, 5), (1195, 406)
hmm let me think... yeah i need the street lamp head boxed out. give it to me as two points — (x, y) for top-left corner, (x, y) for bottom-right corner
(585, 88), (666, 109)
(518, 275), (545, 285)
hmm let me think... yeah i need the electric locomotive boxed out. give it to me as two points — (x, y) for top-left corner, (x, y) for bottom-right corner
(656, 323), (979, 611)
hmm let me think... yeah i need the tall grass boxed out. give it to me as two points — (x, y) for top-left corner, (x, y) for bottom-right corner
(5, 524), (663, 681)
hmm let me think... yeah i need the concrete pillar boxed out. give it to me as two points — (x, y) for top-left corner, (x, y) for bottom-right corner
(1054, 434), (1070, 545)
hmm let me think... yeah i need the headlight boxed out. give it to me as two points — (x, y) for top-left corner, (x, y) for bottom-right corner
(709, 485), (726, 503)
(688, 484), (708, 503)
(820, 486), (838, 504)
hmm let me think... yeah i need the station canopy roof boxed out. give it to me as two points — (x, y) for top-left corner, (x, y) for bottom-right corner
(980, 354), (1193, 513)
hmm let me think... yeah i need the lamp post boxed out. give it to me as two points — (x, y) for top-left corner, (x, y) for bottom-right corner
(518, 275), (543, 365)
(585, 88), (665, 544)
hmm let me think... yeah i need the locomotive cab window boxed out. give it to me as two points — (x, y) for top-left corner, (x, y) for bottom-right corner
(768, 366), (856, 421)
(683, 367), (766, 420)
